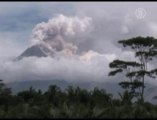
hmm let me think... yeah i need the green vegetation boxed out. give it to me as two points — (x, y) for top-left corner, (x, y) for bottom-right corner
(1, 36), (157, 118)
(0, 79), (157, 118)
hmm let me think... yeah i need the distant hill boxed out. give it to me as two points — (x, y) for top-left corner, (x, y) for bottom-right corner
(6, 80), (122, 97)
(6, 80), (157, 104)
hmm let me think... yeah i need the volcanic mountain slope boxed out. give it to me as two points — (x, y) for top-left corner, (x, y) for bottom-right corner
(19, 45), (47, 58)
(17, 44), (55, 60)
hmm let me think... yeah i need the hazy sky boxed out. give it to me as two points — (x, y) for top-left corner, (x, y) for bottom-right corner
(1, 2), (157, 85)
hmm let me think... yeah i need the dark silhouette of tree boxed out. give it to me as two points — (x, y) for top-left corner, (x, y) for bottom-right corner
(109, 36), (157, 102)
(109, 59), (143, 102)
(44, 85), (61, 106)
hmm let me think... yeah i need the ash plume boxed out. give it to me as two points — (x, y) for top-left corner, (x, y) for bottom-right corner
(31, 14), (92, 58)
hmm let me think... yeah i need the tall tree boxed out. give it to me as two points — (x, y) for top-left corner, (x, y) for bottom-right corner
(109, 36), (157, 102)
(109, 59), (143, 102)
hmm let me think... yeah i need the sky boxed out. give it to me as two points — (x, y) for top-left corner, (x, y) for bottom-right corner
(1, 2), (157, 85)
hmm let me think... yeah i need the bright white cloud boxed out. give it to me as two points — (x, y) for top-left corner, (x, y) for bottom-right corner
(0, 52), (111, 83)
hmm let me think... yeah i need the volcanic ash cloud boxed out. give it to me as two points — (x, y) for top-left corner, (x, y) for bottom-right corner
(31, 14), (92, 58)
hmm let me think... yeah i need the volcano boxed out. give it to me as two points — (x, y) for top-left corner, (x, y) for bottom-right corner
(17, 44), (55, 60)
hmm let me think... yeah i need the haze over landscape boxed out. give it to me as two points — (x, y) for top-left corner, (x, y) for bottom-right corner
(2, 2), (157, 118)
(1, 2), (157, 100)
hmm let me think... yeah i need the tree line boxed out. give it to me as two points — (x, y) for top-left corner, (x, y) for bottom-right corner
(0, 79), (157, 118)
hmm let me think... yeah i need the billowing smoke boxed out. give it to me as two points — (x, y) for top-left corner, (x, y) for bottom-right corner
(31, 14), (92, 58)
(1, 13), (157, 86)
(0, 14), (117, 84)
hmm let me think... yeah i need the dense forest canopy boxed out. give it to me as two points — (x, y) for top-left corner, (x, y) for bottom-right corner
(0, 79), (157, 118)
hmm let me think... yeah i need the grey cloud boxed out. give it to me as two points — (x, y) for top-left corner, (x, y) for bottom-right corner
(72, 2), (157, 54)
(31, 14), (92, 57)
(1, 2), (157, 86)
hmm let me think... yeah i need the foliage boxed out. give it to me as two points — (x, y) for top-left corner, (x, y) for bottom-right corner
(109, 36), (157, 102)
(0, 80), (155, 118)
